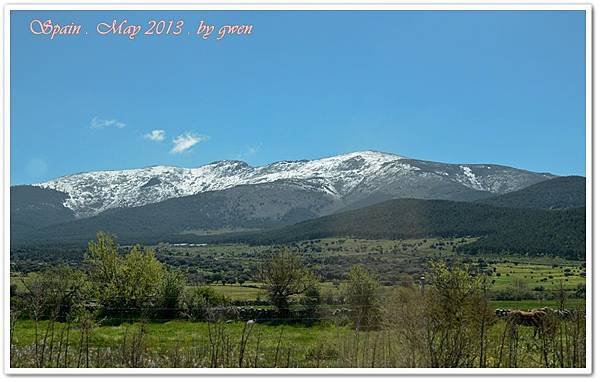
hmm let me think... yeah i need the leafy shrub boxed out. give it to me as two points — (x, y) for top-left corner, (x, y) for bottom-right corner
(158, 270), (185, 319)
(179, 287), (228, 321)
(344, 265), (381, 330)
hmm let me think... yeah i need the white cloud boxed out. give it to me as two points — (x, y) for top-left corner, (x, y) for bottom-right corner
(144, 129), (166, 142)
(90, 117), (126, 129)
(170, 133), (209, 154)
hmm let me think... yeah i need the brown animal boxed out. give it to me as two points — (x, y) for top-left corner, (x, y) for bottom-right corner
(506, 309), (549, 337)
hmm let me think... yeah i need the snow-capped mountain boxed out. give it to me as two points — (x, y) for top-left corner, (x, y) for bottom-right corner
(36, 151), (554, 218)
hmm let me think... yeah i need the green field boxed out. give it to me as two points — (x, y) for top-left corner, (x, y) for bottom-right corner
(201, 281), (585, 310)
(10, 312), (586, 368)
(208, 284), (266, 301)
(10, 237), (587, 368)
(490, 262), (585, 290)
(12, 237), (587, 308)
(11, 319), (350, 352)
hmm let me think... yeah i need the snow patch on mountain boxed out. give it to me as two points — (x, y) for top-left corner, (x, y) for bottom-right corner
(36, 150), (553, 218)
(459, 165), (484, 190)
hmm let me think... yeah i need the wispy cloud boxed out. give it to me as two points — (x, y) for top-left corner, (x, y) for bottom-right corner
(144, 129), (166, 142)
(170, 133), (209, 154)
(237, 143), (262, 160)
(90, 117), (126, 129)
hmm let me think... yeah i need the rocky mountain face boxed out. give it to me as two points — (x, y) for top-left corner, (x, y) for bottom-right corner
(10, 151), (561, 245)
(34, 151), (554, 218)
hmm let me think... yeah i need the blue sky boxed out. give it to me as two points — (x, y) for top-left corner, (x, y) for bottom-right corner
(11, 10), (586, 185)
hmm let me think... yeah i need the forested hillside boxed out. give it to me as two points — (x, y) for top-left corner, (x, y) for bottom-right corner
(10, 186), (76, 238)
(475, 176), (585, 210)
(204, 199), (585, 259)
(11, 181), (335, 246)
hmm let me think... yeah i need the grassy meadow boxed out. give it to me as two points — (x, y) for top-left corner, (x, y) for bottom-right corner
(10, 236), (587, 368)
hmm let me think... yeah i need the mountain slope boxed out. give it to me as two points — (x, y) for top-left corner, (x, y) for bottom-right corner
(11, 184), (584, 259)
(12, 181), (339, 245)
(475, 176), (586, 210)
(10, 186), (76, 238)
(205, 198), (584, 259)
(34, 151), (554, 218)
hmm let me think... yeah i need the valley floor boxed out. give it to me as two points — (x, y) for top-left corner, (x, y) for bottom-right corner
(9, 237), (587, 369)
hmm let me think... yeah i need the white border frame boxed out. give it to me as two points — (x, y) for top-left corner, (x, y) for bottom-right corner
(1, 1), (593, 376)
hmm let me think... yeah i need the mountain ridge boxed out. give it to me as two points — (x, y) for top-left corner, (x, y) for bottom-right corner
(33, 150), (554, 218)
